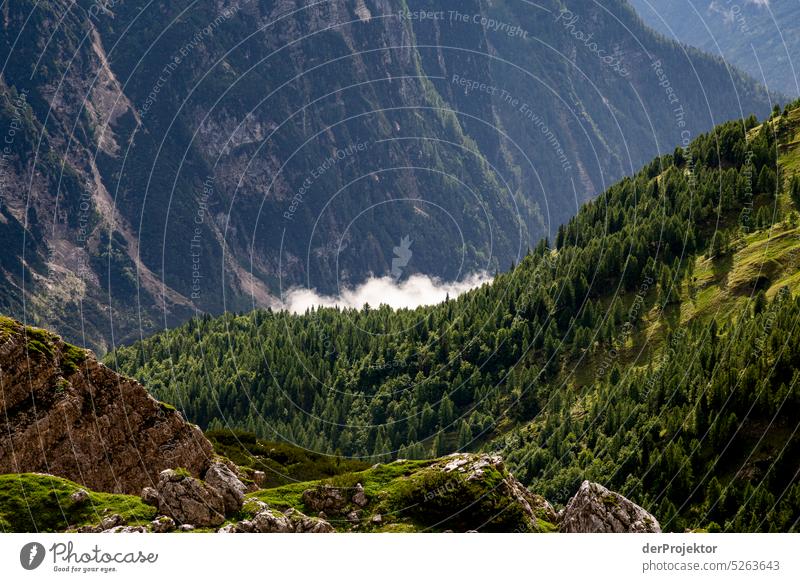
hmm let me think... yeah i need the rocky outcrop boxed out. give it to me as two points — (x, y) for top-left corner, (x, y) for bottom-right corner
(301, 481), (371, 516)
(144, 466), (244, 527)
(204, 463), (247, 514)
(75, 513), (133, 533)
(439, 453), (559, 528)
(220, 501), (333, 533)
(0, 317), (214, 495)
(559, 481), (661, 533)
(150, 516), (176, 533)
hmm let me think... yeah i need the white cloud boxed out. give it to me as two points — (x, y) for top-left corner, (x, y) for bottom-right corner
(277, 272), (493, 313)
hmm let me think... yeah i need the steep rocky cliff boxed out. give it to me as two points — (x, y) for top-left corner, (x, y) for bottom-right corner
(0, 316), (213, 494)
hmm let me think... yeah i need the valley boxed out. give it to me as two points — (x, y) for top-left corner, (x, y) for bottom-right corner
(0, 0), (774, 352)
(108, 102), (800, 532)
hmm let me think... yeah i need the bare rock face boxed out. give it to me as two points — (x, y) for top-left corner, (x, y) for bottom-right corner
(560, 481), (661, 533)
(252, 471), (266, 488)
(104, 525), (148, 533)
(75, 513), (127, 533)
(0, 318), (214, 495)
(204, 462), (247, 514)
(149, 469), (226, 527)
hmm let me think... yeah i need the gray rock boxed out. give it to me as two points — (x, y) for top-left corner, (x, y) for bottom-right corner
(217, 524), (238, 533)
(252, 471), (266, 488)
(70, 489), (89, 505)
(228, 507), (334, 533)
(204, 462), (247, 514)
(371, 513), (383, 524)
(250, 508), (292, 533)
(152, 469), (226, 527)
(141, 486), (160, 507)
(560, 481), (661, 533)
(438, 453), (557, 531)
(103, 525), (147, 533)
(297, 515), (335, 533)
(234, 519), (256, 533)
(346, 510), (361, 524)
(302, 485), (348, 513)
(179, 524), (195, 532)
(352, 483), (368, 507)
(100, 514), (125, 530)
(150, 515), (176, 533)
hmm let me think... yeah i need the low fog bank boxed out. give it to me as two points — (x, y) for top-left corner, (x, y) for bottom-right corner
(278, 272), (493, 313)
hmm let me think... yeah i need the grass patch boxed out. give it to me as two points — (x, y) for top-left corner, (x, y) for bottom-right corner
(172, 467), (191, 480)
(61, 342), (87, 375)
(0, 315), (17, 341)
(0, 474), (156, 533)
(158, 401), (177, 413)
(206, 429), (370, 488)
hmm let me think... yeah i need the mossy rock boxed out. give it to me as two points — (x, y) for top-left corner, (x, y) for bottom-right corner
(172, 467), (192, 480)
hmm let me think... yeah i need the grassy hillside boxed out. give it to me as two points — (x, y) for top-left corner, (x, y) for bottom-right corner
(0, 474), (155, 533)
(110, 101), (800, 532)
(206, 429), (370, 489)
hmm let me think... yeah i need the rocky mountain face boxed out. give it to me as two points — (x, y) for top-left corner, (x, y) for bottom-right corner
(630, 0), (800, 97)
(0, 316), (213, 494)
(0, 0), (773, 352)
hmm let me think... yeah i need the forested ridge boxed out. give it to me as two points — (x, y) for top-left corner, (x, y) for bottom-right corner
(111, 102), (800, 532)
(0, 0), (775, 352)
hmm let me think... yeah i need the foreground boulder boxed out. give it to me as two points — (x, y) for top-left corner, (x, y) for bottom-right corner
(0, 317), (214, 494)
(204, 462), (247, 514)
(142, 462), (247, 527)
(146, 469), (223, 527)
(560, 480), (661, 533)
(437, 453), (558, 530)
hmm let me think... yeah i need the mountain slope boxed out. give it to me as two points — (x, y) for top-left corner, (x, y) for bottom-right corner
(0, 0), (774, 352)
(111, 101), (800, 532)
(630, 0), (800, 96)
